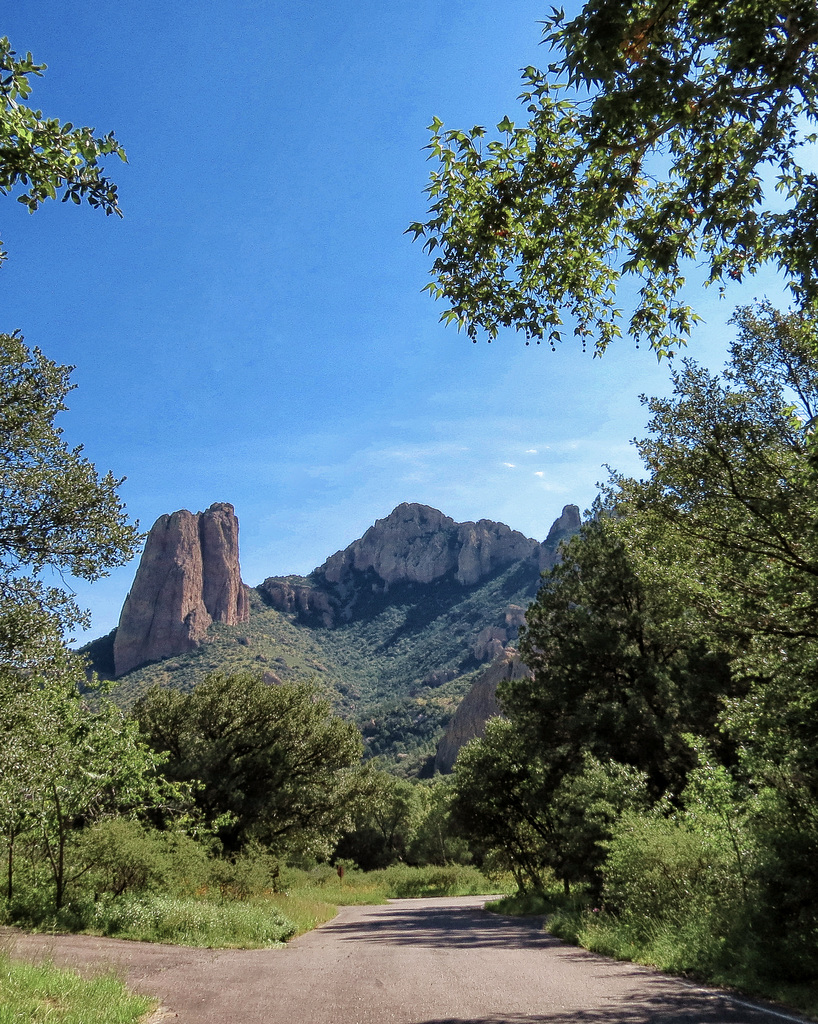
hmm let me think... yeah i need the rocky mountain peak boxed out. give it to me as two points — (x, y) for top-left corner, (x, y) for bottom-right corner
(113, 502), (249, 677)
(319, 502), (540, 589)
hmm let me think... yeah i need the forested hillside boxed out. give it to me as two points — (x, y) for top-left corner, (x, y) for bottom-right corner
(85, 503), (580, 772)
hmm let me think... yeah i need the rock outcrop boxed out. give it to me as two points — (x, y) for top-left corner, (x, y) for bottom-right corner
(260, 502), (583, 629)
(258, 578), (337, 628)
(434, 651), (532, 773)
(539, 503), (581, 571)
(320, 502), (540, 588)
(113, 502), (249, 677)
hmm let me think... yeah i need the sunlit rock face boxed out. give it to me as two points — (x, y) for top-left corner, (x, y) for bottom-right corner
(260, 502), (582, 630)
(113, 502), (249, 676)
(320, 502), (540, 588)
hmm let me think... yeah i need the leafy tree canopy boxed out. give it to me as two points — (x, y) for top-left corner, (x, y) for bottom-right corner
(617, 302), (818, 644)
(0, 36), (125, 266)
(514, 514), (734, 796)
(610, 302), (818, 808)
(134, 673), (364, 858)
(0, 331), (139, 668)
(409, 2), (818, 355)
(0, 666), (170, 907)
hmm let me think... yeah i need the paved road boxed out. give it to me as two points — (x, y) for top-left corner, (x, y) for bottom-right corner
(3, 896), (809, 1024)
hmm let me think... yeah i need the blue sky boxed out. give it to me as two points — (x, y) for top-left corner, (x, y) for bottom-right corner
(2, 2), (781, 638)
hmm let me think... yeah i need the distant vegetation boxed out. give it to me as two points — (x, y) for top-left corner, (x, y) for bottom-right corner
(98, 559), (542, 771)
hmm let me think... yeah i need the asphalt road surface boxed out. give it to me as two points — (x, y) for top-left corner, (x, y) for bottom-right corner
(3, 895), (810, 1024)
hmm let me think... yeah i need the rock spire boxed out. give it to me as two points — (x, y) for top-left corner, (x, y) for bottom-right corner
(113, 502), (249, 677)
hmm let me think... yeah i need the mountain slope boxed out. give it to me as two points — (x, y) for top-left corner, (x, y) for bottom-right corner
(92, 502), (581, 773)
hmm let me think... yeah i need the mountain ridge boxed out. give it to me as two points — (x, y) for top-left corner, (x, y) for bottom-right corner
(89, 501), (581, 773)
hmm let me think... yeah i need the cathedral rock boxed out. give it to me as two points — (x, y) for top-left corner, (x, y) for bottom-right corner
(113, 502), (249, 677)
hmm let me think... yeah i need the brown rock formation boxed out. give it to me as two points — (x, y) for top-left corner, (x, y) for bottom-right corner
(538, 503), (581, 571)
(472, 626), (508, 662)
(113, 502), (249, 677)
(320, 502), (540, 589)
(434, 651), (532, 774)
(258, 579), (337, 627)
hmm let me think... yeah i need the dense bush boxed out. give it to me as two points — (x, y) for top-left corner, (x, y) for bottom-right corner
(77, 819), (210, 898)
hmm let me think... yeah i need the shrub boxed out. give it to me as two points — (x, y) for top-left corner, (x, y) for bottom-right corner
(77, 819), (209, 898)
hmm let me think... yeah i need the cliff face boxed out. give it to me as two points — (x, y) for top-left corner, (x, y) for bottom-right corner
(539, 503), (581, 571)
(434, 651), (532, 773)
(320, 502), (540, 587)
(113, 502), (249, 677)
(259, 502), (582, 632)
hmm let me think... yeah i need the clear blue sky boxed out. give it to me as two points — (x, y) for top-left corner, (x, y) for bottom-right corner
(2, 1), (781, 639)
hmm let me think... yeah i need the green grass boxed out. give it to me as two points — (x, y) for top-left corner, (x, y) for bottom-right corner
(5, 865), (503, 952)
(486, 891), (552, 917)
(0, 954), (155, 1024)
(284, 862), (501, 901)
(89, 893), (296, 948)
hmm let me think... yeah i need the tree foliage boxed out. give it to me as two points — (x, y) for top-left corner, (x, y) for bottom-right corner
(134, 673), (364, 858)
(451, 717), (647, 894)
(0, 36), (125, 266)
(446, 305), (818, 976)
(620, 302), (818, 644)
(0, 332), (139, 668)
(410, 3), (818, 354)
(514, 515), (734, 796)
(333, 766), (422, 869)
(0, 666), (169, 908)
(0, 36), (137, 670)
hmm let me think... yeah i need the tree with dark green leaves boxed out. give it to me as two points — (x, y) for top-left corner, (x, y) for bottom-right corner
(409, 3), (818, 355)
(513, 514), (734, 798)
(134, 673), (364, 859)
(609, 303), (818, 976)
(333, 766), (422, 870)
(620, 302), (818, 647)
(451, 717), (553, 892)
(0, 667), (169, 909)
(451, 717), (648, 894)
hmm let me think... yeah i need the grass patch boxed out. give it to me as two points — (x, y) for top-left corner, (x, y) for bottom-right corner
(4, 865), (505, 952)
(270, 862), (507, 936)
(375, 863), (499, 898)
(266, 893), (339, 937)
(283, 862), (502, 903)
(0, 953), (155, 1024)
(89, 893), (296, 948)
(486, 891), (551, 916)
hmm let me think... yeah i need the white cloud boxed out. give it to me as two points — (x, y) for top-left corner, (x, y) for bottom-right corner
(503, 462), (516, 468)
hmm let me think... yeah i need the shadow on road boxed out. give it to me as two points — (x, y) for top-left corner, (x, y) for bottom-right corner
(326, 905), (556, 949)
(412, 988), (780, 1023)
